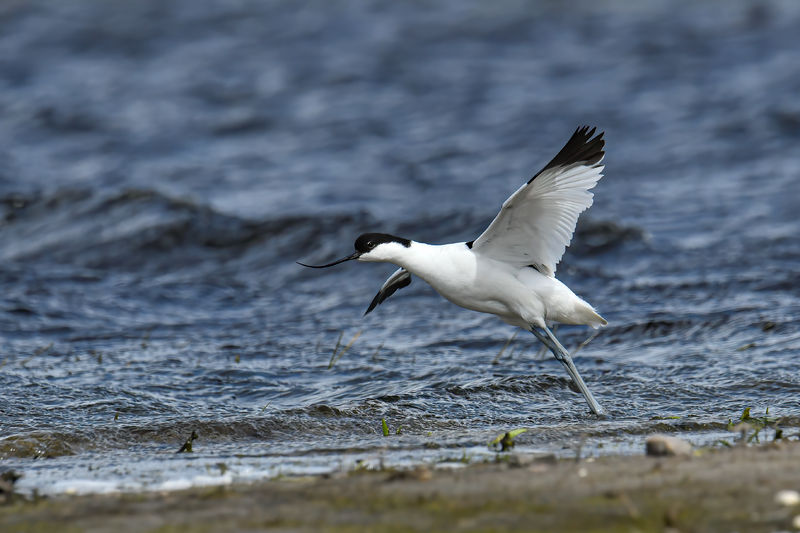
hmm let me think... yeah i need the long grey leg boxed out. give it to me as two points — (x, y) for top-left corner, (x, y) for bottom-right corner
(531, 325), (604, 415)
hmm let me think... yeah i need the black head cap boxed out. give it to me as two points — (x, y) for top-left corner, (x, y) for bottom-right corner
(354, 233), (411, 253)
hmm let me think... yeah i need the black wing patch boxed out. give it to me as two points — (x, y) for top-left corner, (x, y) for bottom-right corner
(528, 126), (605, 184)
(364, 269), (412, 316)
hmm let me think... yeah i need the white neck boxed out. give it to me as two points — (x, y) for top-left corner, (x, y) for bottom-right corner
(393, 240), (436, 272)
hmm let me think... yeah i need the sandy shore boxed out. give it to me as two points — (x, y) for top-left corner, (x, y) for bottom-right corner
(3, 441), (800, 532)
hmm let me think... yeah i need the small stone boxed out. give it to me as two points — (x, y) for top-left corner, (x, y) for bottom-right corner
(507, 453), (536, 468)
(645, 434), (692, 457)
(775, 489), (800, 506)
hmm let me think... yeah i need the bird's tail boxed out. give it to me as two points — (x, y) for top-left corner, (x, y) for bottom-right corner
(576, 299), (608, 329)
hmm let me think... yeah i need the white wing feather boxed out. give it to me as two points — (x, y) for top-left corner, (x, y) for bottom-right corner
(472, 128), (605, 276)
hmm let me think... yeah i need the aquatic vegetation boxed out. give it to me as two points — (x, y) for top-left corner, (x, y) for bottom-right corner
(719, 407), (784, 446)
(378, 418), (402, 437)
(329, 332), (343, 365)
(737, 407), (781, 444)
(19, 343), (53, 367)
(176, 431), (198, 453)
(89, 349), (103, 364)
(489, 428), (528, 452)
(328, 330), (362, 369)
(141, 330), (151, 349)
(371, 342), (384, 362)
(571, 330), (600, 356)
(492, 332), (518, 365)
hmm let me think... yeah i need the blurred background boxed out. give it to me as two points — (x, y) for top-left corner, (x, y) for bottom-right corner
(1, 0), (799, 494)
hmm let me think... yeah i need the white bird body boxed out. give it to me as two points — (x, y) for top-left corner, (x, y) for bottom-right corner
(299, 126), (610, 414)
(364, 240), (605, 330)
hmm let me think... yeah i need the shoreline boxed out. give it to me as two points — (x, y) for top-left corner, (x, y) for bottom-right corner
(3, 440), (800, 532)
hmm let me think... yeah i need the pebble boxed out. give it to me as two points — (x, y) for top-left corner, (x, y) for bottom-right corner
(645, 434), (692, 457)
(508, 453), (556, 468)
(775, 489), (800, 506)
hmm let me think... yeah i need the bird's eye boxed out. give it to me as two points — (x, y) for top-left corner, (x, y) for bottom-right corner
(367, 241), (375, 249)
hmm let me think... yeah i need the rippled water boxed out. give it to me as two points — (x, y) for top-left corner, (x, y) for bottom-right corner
(2, 0), (800, 494)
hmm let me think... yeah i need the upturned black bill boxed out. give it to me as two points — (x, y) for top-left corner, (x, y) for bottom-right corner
(296, 252), (361, 268)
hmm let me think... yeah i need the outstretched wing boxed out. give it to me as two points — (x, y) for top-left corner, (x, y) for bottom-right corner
(471, 126), (605, 276)
(364, 268), (412, 315)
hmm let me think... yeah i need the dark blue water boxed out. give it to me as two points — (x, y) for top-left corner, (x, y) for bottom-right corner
(2, 0), (800, 493)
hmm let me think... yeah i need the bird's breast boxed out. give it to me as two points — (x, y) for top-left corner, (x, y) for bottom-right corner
(409, 249), (521, 317)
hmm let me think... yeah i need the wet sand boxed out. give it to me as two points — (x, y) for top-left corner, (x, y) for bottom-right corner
(3, 440), (800, 532)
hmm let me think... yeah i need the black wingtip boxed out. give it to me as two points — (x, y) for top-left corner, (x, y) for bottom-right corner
(364, 294), (381, 316)
(363, 275), (412, 316)
(529, 126), (605, 184)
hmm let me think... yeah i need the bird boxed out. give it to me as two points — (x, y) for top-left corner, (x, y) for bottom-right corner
(299, 126), (608, 415)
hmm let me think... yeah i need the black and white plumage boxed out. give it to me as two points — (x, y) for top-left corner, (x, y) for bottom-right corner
(299, 126), (608, 414)
(365, 267), (411, 315)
